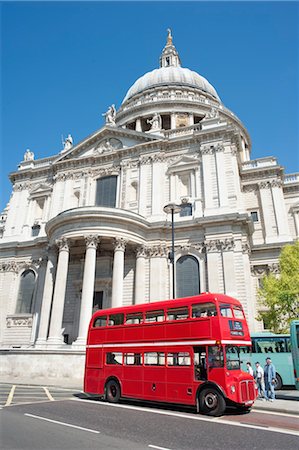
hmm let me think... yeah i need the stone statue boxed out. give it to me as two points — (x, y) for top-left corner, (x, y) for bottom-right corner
(206, 107), (219, 119)
(147, 113), (162, 131)
(24, 149), (34, 161)
(103, 104), (116, 126)
(63, 134), (73, 151)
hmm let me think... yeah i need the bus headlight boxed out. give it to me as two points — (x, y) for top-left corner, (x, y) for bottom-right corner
(230, 385), (236, 393)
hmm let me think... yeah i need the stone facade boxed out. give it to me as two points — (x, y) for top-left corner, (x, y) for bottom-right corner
(0, 34), (298, 382)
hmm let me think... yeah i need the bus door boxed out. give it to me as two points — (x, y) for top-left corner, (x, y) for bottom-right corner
(207, 345), (226, 389)
(194, 346), (207, 381)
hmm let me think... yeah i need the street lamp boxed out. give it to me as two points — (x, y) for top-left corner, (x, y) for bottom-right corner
(163, 202), (181, 299)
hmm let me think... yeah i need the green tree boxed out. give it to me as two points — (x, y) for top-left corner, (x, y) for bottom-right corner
(257, 241), (299, 333)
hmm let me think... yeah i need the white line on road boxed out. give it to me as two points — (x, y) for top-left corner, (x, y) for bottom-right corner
(5, 385), (16, 407)
(73, 398), (299, 437)
(24, 413), (100, 434)
(43, 387), (54, 401)
(149, 445), (172, 450)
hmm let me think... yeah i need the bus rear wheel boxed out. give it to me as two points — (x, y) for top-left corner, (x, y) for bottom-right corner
(105, 380), (121, 403)
(199, 388), (226, 417)
(273, 373), (282, 390)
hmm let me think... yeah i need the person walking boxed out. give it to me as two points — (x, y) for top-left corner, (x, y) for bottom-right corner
(246, 361), (254, 377)
(264, 357), (276, 401)
(255, 361), (265, 399)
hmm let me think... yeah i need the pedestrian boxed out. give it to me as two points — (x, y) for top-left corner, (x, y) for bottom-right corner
(246, 361), (254, 377)
(255, 362), (265, 400)
(264, 357), (276, 401)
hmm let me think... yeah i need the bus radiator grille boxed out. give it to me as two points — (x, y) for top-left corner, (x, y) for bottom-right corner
(240, 380), (255, 402)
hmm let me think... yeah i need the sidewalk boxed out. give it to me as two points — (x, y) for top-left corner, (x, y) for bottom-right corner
(252, 390), (299, 416)
(0, 376), (298, 415)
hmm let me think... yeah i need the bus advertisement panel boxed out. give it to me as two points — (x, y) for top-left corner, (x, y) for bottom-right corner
(84, 293), (257, 416)
(290, 320), (299, 390)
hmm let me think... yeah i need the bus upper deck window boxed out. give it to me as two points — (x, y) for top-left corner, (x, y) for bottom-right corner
(93, 316), (107, 327)
(192, 302), (217, 318)
(167, 307), (189, 321)
(145, 310), (164, 323)
(108, 313), (124, 326)
(233, 307), (245, 319)
(125, 312), (143, 325)
(220, 304), (233, 318)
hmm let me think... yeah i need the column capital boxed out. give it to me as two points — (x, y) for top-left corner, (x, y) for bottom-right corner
(55, 237), (70, 252)
(84, 235), (100, 249)
(113, 237), (127, 252)
(136, 244), (148, 258)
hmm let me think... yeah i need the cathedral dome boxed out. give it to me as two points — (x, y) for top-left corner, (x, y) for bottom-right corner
(122, 30), (220, 104)
(122, 66), (220, 103)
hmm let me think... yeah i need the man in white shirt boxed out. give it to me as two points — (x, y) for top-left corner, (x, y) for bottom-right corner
(255, 361), (265, 399)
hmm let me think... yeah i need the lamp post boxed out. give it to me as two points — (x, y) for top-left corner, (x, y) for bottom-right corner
(163, 203), (181, 299)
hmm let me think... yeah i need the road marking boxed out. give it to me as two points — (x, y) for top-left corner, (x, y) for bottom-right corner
(24, 413), (100, 434)
(149, 445), (171, 450)
(74, 398), (299, 436)
(5, 385), (16, 407)
(43, 387), (54, 401)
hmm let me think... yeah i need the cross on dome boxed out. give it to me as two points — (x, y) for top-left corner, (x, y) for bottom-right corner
(159, 28), (181, 68)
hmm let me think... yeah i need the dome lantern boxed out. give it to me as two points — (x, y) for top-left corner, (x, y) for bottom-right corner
(159, 29), (182, 68)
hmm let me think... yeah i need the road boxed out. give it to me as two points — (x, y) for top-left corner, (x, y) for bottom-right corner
(0, 384), (298, 450)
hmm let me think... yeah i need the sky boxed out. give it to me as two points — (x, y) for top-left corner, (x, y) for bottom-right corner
(1, 1), (298, 212)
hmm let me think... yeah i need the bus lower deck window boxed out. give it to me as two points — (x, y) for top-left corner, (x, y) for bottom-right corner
(167, 352), (191, 366)
(144, 352), (165, 365)
(106, 352), (122, 365)
(124, 353), (141, 365)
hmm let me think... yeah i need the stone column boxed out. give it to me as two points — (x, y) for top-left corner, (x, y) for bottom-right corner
(271, 180), (291, 241)
(201, 146), (214, 212)
(221, 239), (237, 298)
(215, 144), (228, 208)
(111, 238), (126, 308)
(171, 113), (176, 129)
(35, 247), (57, 347)
(135, 118), (142, 132)
(74, 235), (100, 347)
(259, 182), (276, 243)
(205, 240), (221, 293)
(135, 245), (147, 304)
(149, 244), (168, 301)
(47, 237), (70, 346)
(152, 154), (166, 218)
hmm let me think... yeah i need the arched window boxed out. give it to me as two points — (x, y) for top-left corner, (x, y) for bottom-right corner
(16, 270), (36, 313)
(176, 255), (200, 298)
(95, 176), (117, 207)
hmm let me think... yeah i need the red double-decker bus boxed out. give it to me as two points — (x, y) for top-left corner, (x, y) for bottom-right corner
(84, 293), (257, 416)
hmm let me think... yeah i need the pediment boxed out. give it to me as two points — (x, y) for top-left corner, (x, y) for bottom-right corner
(167, 155), (199, 173)
(29, 183), (53, 197)
(53, 125), (161, 163)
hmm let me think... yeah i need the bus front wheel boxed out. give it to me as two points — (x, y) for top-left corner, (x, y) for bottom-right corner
(199, 388), (226, 417)
(105, 380), (121, 403)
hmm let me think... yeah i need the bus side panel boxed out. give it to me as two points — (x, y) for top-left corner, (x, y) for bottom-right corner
(143, 323), (165, 341)
(189, 319), (211, 339)
(166, 366), (195, 405)
(143, 366), (166, 401)
(165, 322), (191, 340)
(122, 366), (144, 398)
(84, 368), (102, 394)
